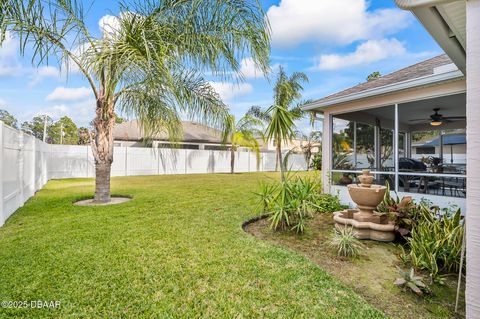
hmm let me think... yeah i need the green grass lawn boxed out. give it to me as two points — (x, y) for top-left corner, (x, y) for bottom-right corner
(0, 173), (384, 318)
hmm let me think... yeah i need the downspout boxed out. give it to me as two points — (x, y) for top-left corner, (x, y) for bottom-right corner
(395, 0), (459, 9)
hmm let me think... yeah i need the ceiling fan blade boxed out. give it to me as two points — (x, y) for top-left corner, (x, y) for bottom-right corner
(409, 119), (430, 122)
(443, 116), (466, 120)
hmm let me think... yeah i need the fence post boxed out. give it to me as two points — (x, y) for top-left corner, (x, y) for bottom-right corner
(18, 130), (24, 206)
(184, 149), (187, 174)
(157, 148), (161, 175)
(125, 147), (128, 176)
(0, 122), (4, 226)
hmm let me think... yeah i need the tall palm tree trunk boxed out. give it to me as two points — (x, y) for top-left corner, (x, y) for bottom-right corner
(91, 91), (115, 203)
(230, 147), (235, 174)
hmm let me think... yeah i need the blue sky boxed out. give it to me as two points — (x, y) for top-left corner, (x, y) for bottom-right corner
(0, 0), (442, 132)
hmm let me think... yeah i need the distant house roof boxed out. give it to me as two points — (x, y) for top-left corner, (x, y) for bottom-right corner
(303, 54), (464, 111)
(414, 134), (466, 147)
(113, 120), (224, 144)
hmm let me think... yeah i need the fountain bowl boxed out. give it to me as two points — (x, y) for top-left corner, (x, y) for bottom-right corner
(333, 169), (395, 242)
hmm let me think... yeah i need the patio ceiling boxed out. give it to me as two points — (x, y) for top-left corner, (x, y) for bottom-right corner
(334, 93), (465, 132)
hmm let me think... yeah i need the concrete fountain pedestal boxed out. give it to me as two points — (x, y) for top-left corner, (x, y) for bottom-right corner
(333, 169), (395, 242)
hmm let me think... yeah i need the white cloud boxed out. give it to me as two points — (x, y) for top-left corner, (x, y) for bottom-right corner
(46, 86), (92, 102)
(315, 38), (407, 70)
(35, 99), (95, 126)
(240, 58), (265, 79)
(240, 58), (282, 79)
(0, 99), (6, 107)
(29, 66), (61, 86)
(209, 82), (253, 102)
(0, 32), (23, 77)
(99, 14), (121, 37)
(267, 0), (411, 47)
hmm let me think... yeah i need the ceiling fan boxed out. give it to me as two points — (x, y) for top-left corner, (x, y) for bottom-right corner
(409, 108), (466, 126)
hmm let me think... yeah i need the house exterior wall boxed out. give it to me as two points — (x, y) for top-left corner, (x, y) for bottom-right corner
(466, 0), (480, 316)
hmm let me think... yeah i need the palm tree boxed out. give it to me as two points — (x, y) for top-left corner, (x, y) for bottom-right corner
(225, 114), (263, 174)
(2, 0), (270, 202)
(248, 67), (308, 181)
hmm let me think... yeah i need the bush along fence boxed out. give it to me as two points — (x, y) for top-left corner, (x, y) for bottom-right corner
(0, 122), (308, 226)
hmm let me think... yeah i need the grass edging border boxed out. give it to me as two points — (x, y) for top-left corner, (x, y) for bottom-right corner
(241, 214), (270, 232)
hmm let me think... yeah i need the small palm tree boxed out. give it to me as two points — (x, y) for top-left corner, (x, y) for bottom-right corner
(3, 0), (270, 202)
(225, 114), (263, 174)
(248, 67), (308, 181)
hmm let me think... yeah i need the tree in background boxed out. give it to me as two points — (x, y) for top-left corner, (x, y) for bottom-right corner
(0, 109), (18, 128)
(3, 0), (270, 202)
(114, 113), (125, 124)
(21, 115), (52, 140)
(78, 127), (90, 145)
(248, 67), (308, 181)
(225, 114), (263, 174)
(48, 116), (78, 145)
(296, 131), (322, 170)
(367, 71), (381, 82)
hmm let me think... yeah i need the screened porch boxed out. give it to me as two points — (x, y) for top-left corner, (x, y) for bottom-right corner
(329, 92), (466, 206)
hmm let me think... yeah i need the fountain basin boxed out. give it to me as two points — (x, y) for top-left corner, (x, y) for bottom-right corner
(332, 169), (395, 242)
(333, 209), (395, 242)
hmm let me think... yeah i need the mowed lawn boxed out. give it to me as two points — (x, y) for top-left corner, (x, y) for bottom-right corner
(0, 173), (384, 318)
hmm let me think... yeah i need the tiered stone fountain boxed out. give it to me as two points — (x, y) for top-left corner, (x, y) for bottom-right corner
(333, 169), (395, 242)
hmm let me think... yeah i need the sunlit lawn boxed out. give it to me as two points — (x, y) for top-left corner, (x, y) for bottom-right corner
(0, 172), (384, 318)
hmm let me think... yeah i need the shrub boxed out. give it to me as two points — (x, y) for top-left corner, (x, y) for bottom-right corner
(271, 176), (321, 233)
(328, 226), (364, 258)
(255, 181), (280, 214)
(254, 175), (346, 233)
(310, 153), (322, 171)
(375, 182), (419, 237)
(401, 205), (464, 281)
(315, 193), (347, 213)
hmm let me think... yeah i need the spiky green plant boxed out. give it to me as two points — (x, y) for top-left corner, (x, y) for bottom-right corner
(329, 226), (364, 258)
(2, 0), (270, 202)
(254, 175), (322, 233)
(401, 205), (464, 281)
(394, 268), (429, 296)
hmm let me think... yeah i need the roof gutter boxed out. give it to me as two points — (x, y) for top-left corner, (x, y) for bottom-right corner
(395, 0), (460, 9)
(302, 69), (464, 111)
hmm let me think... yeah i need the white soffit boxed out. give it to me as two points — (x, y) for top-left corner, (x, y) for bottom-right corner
(396, 0), (467, 73)
(437, 2), (466, 49)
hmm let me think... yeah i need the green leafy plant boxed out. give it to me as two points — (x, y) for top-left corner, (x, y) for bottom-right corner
(394, 268), (429, 296)
(315, 193), (347, 213)
(255, 182), (280, 214)
(328, 226), (364, 258)
(401, 205), (464, 281)
(254, 175), (324, 233)
(310, 152), (322, 171)
(375, 182), (418, 237)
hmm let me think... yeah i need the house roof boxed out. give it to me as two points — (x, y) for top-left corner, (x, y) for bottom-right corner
(113, 120), (224, 143)
(303, 54), (464, 111)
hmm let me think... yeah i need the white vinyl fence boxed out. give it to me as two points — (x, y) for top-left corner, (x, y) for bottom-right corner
(1, 122), (307, 226)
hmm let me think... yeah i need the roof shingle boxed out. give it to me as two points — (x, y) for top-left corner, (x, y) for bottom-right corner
(113, 120), (224, 143)
(312, 54), (455, 106)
